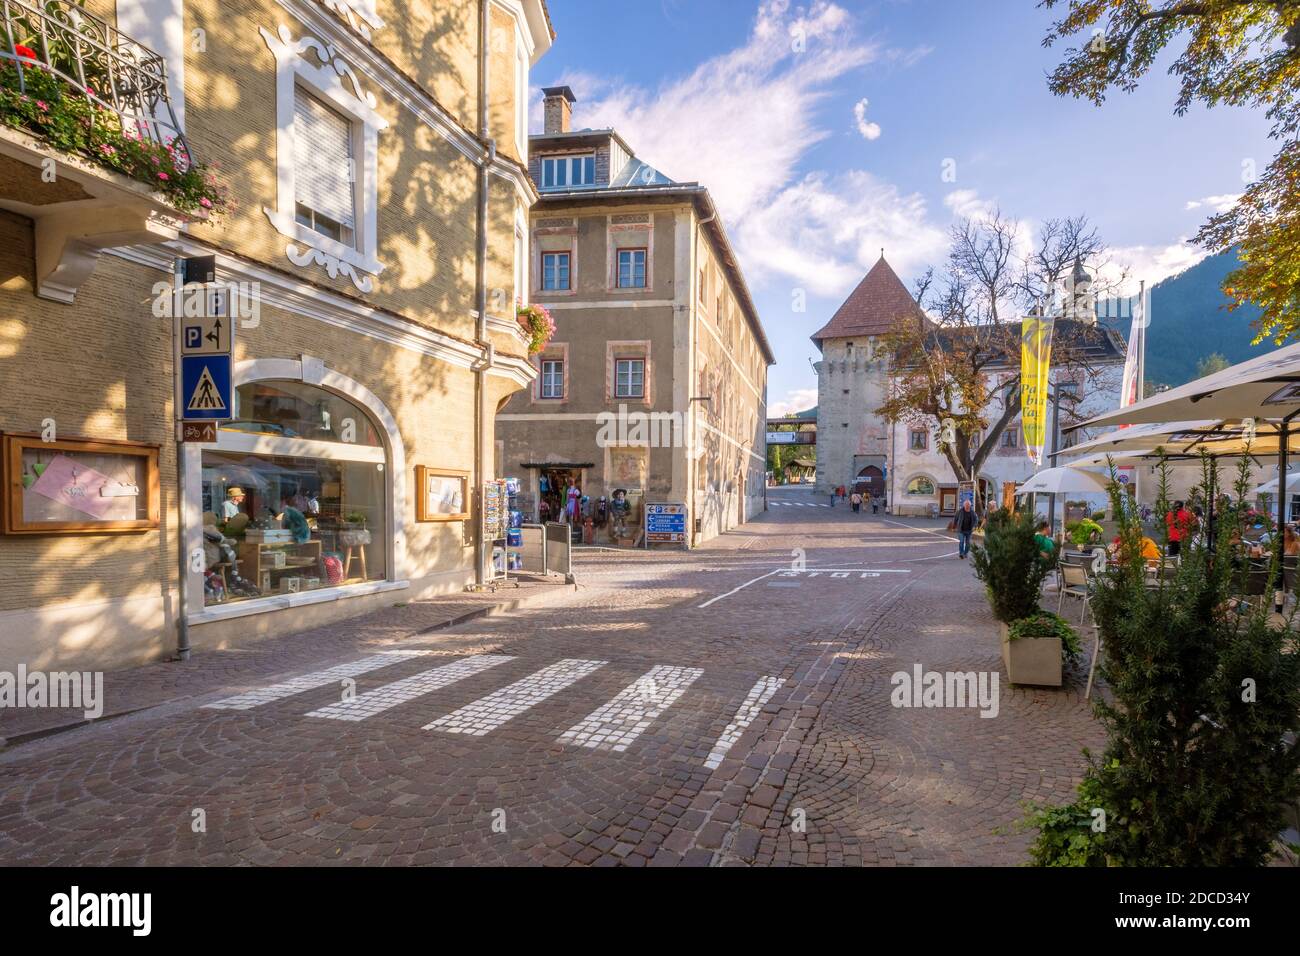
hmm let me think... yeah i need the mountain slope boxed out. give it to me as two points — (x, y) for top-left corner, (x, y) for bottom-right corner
(1112, 251), (1274, 387)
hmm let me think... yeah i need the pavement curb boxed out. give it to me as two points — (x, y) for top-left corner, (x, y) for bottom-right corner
(0, 578), (576, 753)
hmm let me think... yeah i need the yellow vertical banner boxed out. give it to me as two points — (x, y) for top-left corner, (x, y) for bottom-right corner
(1020, 315), (1055, 465)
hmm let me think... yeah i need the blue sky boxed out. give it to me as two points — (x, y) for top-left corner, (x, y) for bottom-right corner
(532, 0), (1274, 415)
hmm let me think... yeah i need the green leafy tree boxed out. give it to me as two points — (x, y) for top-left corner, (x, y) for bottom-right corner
(1195, 352), (1230, 378)
(1040, 0), (1300, 342)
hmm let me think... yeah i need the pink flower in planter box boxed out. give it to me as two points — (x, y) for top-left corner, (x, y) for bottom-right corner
(157, 172), (169, 181)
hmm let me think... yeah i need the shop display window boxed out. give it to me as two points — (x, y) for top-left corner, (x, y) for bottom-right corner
(197, 380), (387, 606)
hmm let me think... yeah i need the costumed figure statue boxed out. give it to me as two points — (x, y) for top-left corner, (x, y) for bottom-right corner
(611, 488), (630, 541)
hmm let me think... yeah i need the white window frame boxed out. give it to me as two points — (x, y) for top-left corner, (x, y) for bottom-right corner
(615, 358), (645, 399)
(260, 24), (389, 293)
(616, 248), (647, 289)
(540, 359), (564, 399)
(541, 251), (570, 291)
(541, 153), (596, 190)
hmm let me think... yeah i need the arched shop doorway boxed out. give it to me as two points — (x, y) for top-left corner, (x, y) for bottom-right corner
(182, 357), (405, 618)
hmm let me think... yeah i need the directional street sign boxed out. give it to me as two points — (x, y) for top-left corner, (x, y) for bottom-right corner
(181, 315), (230, 355)
(174, 257), (234, 424)
(180, 354), (232, 420)
(179, 421), (219, 443)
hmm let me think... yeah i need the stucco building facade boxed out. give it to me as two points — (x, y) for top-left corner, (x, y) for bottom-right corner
(812, 257), (1126, 515)
(0, 0), (553, 672)
(496, 88), (774, 547)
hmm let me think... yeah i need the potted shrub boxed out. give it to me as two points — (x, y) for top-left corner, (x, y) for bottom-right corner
(1003, 611), (1081, 687)
(339, 510), (371, 547)
(1068, 517), (1104, 551)
(971, 508), (1058, 685)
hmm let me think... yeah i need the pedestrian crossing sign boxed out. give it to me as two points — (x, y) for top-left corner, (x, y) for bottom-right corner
(179, 354), (233, 421)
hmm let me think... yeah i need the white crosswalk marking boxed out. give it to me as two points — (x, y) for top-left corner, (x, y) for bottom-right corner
(306, 654), (513, 722)
(559, 664), (703, 752)
(202, 650), (435, 711)
(703, 676), (785, 770)
(424, 659), (607, 736)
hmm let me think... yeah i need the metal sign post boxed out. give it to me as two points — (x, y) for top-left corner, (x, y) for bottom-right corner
(172, 255), (233, 660)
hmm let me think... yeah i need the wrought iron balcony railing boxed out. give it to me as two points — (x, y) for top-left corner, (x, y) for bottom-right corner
(0, 0), (190, 169)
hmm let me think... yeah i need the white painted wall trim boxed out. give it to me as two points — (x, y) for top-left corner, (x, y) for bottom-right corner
(260, 22), (389, 292)
(542, 299), (677, 310)
(275, 0), (539, 206)
(107, 240), (536, 389)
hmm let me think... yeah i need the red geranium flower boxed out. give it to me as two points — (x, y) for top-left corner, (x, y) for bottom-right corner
(12, 44), (38, 62)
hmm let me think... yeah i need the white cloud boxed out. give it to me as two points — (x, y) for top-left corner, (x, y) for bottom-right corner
(736, 170), (948, 297)
(853, 98), (881, 140)
(547, 1), (879, 225)
(1097, 239), (1209, 296)
(1185, 194), (1241, 214)
(770, 387), (819, 418)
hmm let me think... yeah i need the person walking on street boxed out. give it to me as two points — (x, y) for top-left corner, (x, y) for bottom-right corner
(956, 499), (978, 560)
(850, 491), (862, 514)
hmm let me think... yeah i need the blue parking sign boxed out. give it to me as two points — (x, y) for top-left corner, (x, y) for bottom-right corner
(180, 354), (232, 421)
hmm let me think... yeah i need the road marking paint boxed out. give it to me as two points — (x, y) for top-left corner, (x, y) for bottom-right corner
(882, 517), (958, 542)
(559, 664), (703, 752)
(305, 654), (513, 722)
(704, 676), (785, 770)
(697, 569), (781, 608)
(424, 659), (607, 735)
(202, 650), (435, 711)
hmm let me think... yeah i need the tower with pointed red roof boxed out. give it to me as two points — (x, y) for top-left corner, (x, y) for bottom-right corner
(811, 255), (924, 497)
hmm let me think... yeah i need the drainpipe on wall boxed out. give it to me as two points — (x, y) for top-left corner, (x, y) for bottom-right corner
(472, 0), (495, 587)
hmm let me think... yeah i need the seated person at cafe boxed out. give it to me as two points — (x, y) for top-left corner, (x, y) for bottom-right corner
(1286, 525), (1300, 557)
(1034, 521), (1056, 560)
(1110, 532), (1160, 564)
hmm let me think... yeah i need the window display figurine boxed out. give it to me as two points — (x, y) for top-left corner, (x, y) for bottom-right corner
(611, 488), (630, 540)
(565, 477), (581, 524)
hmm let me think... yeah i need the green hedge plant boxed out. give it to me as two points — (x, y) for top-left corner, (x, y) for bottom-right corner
(1008, 611), (1083, 665)
(1029, 456), (1300, 866)
(971, 507), (1053, 624)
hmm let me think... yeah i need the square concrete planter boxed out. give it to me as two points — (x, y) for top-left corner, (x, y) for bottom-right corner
(999, 623), (1063, 687)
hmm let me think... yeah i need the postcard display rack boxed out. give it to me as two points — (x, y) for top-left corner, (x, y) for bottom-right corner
(481, 479), (521, 589)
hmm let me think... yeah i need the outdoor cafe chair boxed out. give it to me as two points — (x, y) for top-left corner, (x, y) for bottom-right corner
(1058, 561), (1092, 627)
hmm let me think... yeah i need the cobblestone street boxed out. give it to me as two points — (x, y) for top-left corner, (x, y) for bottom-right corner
(0, 486), (1103, 866)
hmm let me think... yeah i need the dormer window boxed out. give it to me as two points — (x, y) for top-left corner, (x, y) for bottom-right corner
(541, 153), (595, 190)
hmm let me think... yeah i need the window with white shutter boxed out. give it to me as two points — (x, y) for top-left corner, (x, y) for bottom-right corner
(293, 87), (356, 247)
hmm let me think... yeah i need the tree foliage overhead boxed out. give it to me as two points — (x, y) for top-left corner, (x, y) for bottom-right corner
(874, 213), (1118, 496)
(1040, 0), (1300, 342)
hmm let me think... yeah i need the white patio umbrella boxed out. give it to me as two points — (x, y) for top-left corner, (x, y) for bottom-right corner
(1070, 341), (1300, 431)
(1017, 466), (1112, 495)
(1061, 447), (1163, 468)
(1252, 471), (1300, 495)
(1055, 420), (1220, 459)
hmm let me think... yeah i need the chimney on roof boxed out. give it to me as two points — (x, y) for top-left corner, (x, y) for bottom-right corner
(542, 86), (575, 135)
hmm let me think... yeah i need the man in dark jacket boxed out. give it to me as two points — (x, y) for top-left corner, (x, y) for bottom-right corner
(955, 499), (978, 559)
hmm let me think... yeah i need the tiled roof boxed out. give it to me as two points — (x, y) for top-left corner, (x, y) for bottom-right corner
(811, 256), (924, 344)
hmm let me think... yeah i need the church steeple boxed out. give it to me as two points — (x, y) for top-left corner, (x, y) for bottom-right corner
(1068, 256), (1096, 326)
